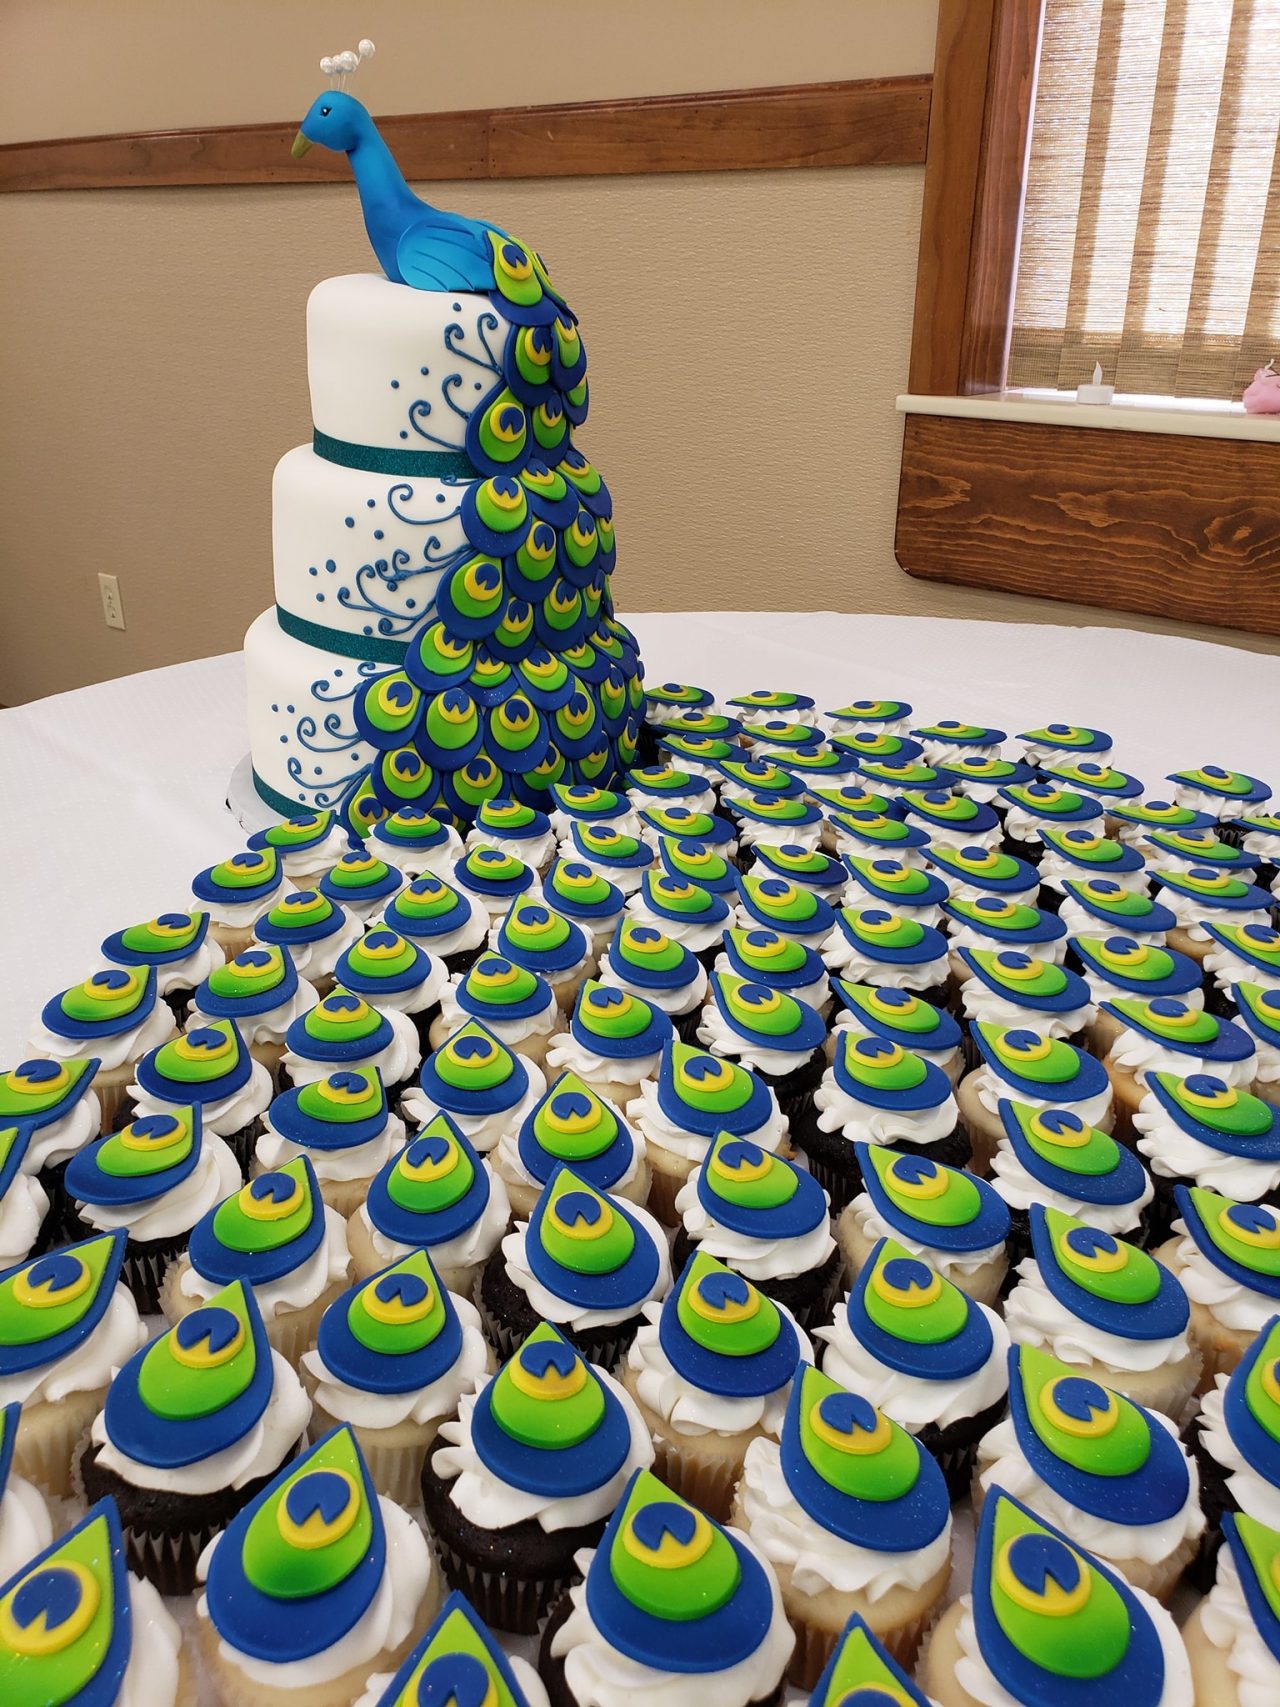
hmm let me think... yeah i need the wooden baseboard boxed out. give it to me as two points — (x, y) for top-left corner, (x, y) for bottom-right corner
(896, 413), (1280, 636)
(0, 75), (931, 193)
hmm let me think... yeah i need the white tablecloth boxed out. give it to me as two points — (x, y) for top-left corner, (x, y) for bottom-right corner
(3, 611), (1277, 1058)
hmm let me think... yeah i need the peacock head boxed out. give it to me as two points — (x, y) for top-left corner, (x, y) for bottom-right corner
(293, 90), (373, 159)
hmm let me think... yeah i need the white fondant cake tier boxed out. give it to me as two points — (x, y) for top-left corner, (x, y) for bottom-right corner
(308, 273), (505, 452)
(273, 444), (461, 641)
(244, 607), (384, 812)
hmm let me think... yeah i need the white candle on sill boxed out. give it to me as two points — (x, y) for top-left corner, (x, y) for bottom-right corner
(1076, 362), (1116, 405)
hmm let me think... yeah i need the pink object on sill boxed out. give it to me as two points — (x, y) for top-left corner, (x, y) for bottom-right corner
(1242, 361), (1280, 414)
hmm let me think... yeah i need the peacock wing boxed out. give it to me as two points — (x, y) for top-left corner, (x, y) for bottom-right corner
(396, 217), (498, 292)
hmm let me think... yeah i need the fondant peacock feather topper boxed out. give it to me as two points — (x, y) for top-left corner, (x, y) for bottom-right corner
(291, 41), (644, 836)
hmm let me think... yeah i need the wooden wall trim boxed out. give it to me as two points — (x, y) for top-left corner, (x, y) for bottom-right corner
(0, 76), (931, 193)
(896, 413), (1280, 636)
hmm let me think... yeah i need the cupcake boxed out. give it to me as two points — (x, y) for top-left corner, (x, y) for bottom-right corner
(319, 848), (405, 922)
(626, 870), (732, 969)
(839, 1143), (1011, 1305)
(367, 803), (465, 878)
(733, 876), (836, 957)
(1017, 722), (1114, 766)
(821, 909), (952, 1006)
(622, 1249), (809, 1518)
(406, 1022), (545, 1161)
(481, 1166), (671, 1367)
(698, 974), (827, 1131)
(351, 1113), (509, 1295)
(653, 833), (740, 895)
(807, 1033), (967, 1207)
(1099, 998), (1256, 1139)
(724, 792), (827, 855)
(0, 1232), (146, 1496)
(252, 889), (364, 989)
(899, 789), (1002, 852)
(749, 841), (852, 898)
(492, 896), (596, 1013)
(672, 1132), (841, 1329)
(992, 1100), (1154, 1256)
(301, 1248), (490, 1504)
(715, 928), (831, 1015)
(247, 808), (352, 882)
(1156, 1184), (1280, 1384)
(131, 1019), (274, 1176)
(32, 967), (176, 1130)
(957, 948), (1096, 1047)
(935, 754), (1035, 801)
(1134, 1071), (1280, 1224)
(0, 1401), (52, 1587)
(545, 980), (673, 1105)
(1234, 981), (1280, 1103)
(192, 846), (287, 955)
(281, 988), (422, 1099)
(1150, 865), (1274, 960)
(974, 1343), (1203, 1600)
(64, 1105), (241, 1311)
(101, 910), (225, 1017)
(816, 1237), (1009, 1496)
(922, 1489), (1188, 1707)
(163, 1155), (351, 1363)
(0, 1057), (100, 1232)
(257, 1066), (405, 1217)
(626, 764), (717, 815)
(1203, 921), (1280, 1009)
(842, 858), (949, 926)
(1037, 826), (1148, 900)
(999, 780), (1104, 854)
(469, 798), (558, 872)
(1190, 1316), (1280, 1554)
(558, 822), (654, 895)
(1183, 1510), (1280, 1707)
(1168, 764), (1272, 825)
(807, 1613), (937, 1707)
(1, 1501), (189, 1704)
(539, 1466), (794, 1707)
(942, 895), (1068, 968)
(827, 699), (914, 736)
(597, 917), (708, 1042)
(828, 982), (964, 1081)
(543, 860), (627, 954)
(433, 953), (562, 1067)
(732, 1362), (952, 1684)
(379, 871), (490, 974)
(423, 1321), (652, 1632)
(924, 842), (1040, 905)
(635, 803), (739, 856)
(956, 1023), (1114, 1170)
(549, 783), (642, 839)
(195, 1424), (438, 1707)
(1071, 934), (1205, 1052)
(80, 1278), (310, 1593)
(357, 1590), (552, 1707)
(497, 1071), (649, 1219)
(0, 1128), (47, 1273)
(189, 942), (320, 1076)
(1058, 880), (1181, 949)
(1003, 1205), (1199, 1417)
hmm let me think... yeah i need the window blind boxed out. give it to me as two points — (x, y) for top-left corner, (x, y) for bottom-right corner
(1007, 0), (1280, 401)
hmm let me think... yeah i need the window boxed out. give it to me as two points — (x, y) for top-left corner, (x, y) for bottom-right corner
(1008, 0), (1280, 401)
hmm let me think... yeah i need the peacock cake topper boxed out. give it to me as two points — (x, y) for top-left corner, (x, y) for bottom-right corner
(278, 38), (643, 838)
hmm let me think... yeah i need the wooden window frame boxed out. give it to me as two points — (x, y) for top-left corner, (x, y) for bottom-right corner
(897, 0), (1280, 639)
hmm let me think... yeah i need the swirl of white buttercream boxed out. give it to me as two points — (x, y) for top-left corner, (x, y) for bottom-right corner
(402, 1062), (545, 1155)
(0, 1170), (50, 1268)
(945, 920), (1069, 965)
(195, 882), (286, 929)
(354, 1164), (511, 1274)
(129, 1057), (274, 1141)
(695, 1001), (819, 1079)
(501, 1203), (671, 1330)
(149, 937), (226, 996)
(31, 1003), (176, 1075)
(674, 1176), (834, 1282)
(301, 1294), (489, 1430)
(543, 1031), (662, 1095)
(181, 1204), (350, 1320)
(624, 1297), (810, 1437)
(1132, 1095), (1280, 1198)
(0, 1477), (52, 1587)
(816, 1299), (1009, 1432)
(255, 1108), (405, 1185)
(0, 1287), (145, 1408)
(813, 1068), (958, 1148)
(467, 828), (558, 871)
(554, 838), (649, 895)
(1167, 1222), (1280, 1335)
(76, 1131), (242, 1241)
(1152, 886), (1271, 945)
(436, 975), (559, 1045)
(1200, 1535), (1280, 1707)
(118, 1575), (184, 1707)
(598, 948), (707, 1016)
(1002, 1257), (1190, 1373)
(625, 1076), (787, 1166)
(627, 894), (725, 953)
(1198, 1378), (1280, 1528)
(281, 1004), (421, 1090)
(845, 1192), (1002, 1280)
(967, 1064), (1114, 1129)
(189, 977), (320, 1047)
(988, 1140), (1151, 1234)
(1107, 1025), (1255, 1088)
(19, 1093), (102, 1173)
(960, 981), (1095, 1040)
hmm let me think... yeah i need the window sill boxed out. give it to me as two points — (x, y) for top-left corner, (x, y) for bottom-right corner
(896, 391), (1280, 444)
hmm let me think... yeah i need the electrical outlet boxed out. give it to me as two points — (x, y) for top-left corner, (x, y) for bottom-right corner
(99, 572), (125, 630)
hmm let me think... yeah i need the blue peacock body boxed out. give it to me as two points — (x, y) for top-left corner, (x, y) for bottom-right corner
(289, 89), (643, 833)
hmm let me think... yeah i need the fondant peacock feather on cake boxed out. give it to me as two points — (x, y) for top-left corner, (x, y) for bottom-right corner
(244, 40), (644, 832)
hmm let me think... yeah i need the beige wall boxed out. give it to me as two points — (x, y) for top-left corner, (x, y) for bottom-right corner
(2, 1), (1274, 706)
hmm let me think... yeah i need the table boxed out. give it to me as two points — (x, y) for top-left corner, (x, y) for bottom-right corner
(3, 609), (1277, 1060)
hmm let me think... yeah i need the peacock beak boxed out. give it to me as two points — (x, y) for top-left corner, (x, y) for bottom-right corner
(291, 130), (313, 160)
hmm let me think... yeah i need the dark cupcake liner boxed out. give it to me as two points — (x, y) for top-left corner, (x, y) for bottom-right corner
(694, 941), (726, 973)
(760, 1048), (828, 1127)
(78, 1436), (302, 1596)
(35, 1159), (77, 1248)
(477, 1251), (641, 1372)
(670, 1228), (844, 1334)
(444, 942), (488, 978)
(1182, 1407), (1234, 1591)
(918, 1394), (1007, 1503)
(162, 986), (197, 1024)
(1001, 833), (1045, 866)
(1204, 981), (1240, 1020)
(421, 1445), (602, 1633)
(634, 722), (662, 769)
(63, 1209), (185, 1314)
(410, 1001), (443, 1056)
(538, 1594), (785, 1707)
(673, 1005), (706, 1045)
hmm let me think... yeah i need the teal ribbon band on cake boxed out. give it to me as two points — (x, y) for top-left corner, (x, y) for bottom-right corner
(275, 606), (409, 664)
(253, 768), (326, 817)
(313, 429), (475, 479)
